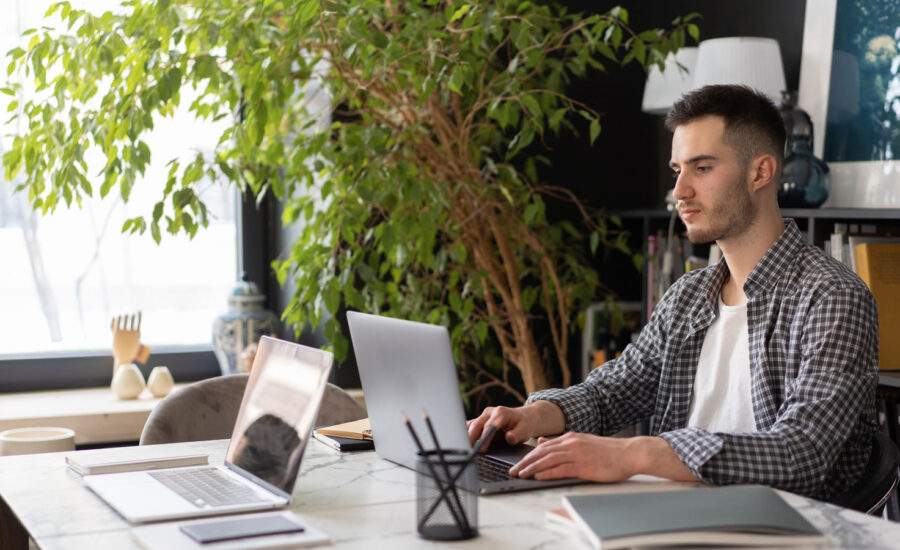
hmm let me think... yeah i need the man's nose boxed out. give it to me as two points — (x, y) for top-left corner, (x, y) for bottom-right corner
(672, 172), (693, 201)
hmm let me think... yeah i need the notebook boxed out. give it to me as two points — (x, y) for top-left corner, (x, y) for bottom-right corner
(561, 485), (827, 549)
(346, 311), (587, 494)
(84, 336), (333, 523)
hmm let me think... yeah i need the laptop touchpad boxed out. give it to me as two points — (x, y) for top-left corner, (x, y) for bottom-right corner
(485, 437), (534, 466)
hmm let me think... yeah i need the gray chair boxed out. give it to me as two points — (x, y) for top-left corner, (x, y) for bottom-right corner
(834, 430), (900, 516)
(140, 374), (366, 445)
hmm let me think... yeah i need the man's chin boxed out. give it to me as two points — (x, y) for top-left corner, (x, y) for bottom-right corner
(684, 227), (718, 245)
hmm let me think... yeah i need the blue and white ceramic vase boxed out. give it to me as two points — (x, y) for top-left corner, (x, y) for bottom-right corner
(212, 274), (279, 375)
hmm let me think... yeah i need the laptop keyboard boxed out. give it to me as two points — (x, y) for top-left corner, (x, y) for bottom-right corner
(149, 468), (269, 508)
(477, 455), (515, 483)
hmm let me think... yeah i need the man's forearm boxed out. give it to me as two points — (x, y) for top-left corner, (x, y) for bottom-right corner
(630, 436), (700, 482)
(525, 399), (567, 437)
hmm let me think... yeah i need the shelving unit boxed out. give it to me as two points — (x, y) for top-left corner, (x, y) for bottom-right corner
(616, 207), (900, 245)
(606, 206), (900, 328)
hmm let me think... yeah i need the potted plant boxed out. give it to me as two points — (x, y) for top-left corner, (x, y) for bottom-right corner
(3, 1), (696, 402)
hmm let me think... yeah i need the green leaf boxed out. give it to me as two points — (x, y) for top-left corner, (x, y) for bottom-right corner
(520, 93), (541, 118)
(548, 107), (566, 132)
(589, 119), (601, 145)
(687, 24), (700, 43)
(450, 4), (472, 22)
(371, 30), (388, 49)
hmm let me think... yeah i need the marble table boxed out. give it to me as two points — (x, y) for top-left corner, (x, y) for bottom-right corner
(1, 439), (899, 549)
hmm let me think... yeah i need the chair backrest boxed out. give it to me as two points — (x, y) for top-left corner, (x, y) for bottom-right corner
(834, 430), (900, 515)
(140, 373), (366, 445)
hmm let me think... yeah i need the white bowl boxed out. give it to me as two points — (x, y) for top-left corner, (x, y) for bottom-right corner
(0, 427), (76, 456)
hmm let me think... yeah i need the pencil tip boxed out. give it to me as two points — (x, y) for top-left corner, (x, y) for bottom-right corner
(422, 409), (429, 419)
(401, 411), (409, 422)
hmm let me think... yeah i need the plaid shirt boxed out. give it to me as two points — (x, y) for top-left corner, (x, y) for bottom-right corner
(529, 220), (879, 500)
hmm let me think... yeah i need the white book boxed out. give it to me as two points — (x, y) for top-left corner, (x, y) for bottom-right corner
(830, 232), (845, 264)
(66, 454), (208, 476)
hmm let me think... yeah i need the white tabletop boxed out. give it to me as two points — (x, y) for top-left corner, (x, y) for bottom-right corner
(1, 439), (899, 549)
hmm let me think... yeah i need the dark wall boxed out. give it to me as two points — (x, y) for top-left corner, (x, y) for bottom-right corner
(548, 0), (808, 211)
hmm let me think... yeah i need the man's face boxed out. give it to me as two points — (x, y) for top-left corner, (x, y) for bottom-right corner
(669, 116), (756, 244)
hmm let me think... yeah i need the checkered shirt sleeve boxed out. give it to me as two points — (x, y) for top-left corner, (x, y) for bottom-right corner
(527, 280), (672, 436)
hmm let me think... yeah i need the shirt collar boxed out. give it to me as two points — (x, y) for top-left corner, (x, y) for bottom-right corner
(703, 218), (802, 309)
(744, 219), (803, 297)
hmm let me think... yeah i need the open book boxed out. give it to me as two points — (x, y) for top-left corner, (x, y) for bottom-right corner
(313, 418), (372, 440)
(561, 485), (827, 549)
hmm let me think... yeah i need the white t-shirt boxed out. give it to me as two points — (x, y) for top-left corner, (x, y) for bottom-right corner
(686, 298), (757, 433)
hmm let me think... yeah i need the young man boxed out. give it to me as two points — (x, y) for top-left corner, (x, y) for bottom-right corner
(467, 85), (879, 500)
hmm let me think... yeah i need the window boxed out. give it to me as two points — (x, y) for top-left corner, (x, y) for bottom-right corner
(1, 0), (240, 389)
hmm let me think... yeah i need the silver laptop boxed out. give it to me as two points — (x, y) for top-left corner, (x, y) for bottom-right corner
(84, 336), (333, 523)
(347, 311), (587, 494)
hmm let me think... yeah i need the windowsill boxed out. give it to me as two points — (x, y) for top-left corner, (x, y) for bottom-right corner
(0, 385), (186, 445)
(0, 347), (219, 393)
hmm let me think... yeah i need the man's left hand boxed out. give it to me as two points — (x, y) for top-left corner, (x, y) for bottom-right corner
(508, 433), (700, 483)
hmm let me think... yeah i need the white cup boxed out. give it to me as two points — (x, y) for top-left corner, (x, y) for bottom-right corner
(111, 363), (146, 399)
(147, 366), (175, 397)
(0, 427), (76, 456)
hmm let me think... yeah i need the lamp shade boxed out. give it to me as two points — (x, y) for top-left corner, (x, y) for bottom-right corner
(641, 47), (698, 114)
(691, 37), (786, 101)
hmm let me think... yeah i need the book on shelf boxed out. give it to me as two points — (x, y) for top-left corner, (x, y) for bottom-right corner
(561, 485), (826, 550)
(830, 223), (849, 265)
(313, 417), (372, 440)
(855, 242), (900, 370)
(826, 222), (898, 270)
(848, 235), (900, 272)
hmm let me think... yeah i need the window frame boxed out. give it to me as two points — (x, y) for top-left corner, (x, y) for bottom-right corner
(0, 192), (274, 393)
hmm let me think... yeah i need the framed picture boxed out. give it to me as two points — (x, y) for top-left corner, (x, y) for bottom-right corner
(798, 0), (900, 208)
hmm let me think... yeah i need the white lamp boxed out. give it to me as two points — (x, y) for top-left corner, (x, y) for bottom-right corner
(641, 47), (698, 114)
(690, 37), (787, 101)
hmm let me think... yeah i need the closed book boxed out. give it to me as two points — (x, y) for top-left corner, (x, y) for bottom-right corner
(313, 430), (375, 452)
(313, 417), (372, 440)
(561, 486), (826, 550)
(66, 454), (208, 476)
(855, 242), (900, 370)
(847, 235), (900, 272)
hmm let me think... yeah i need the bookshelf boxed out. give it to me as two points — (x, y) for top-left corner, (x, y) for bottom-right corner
(613, 207), (900, 308)
(585, 208), (900, 378)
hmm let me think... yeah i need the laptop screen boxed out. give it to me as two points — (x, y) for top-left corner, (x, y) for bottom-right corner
(224, 336), (333, 496)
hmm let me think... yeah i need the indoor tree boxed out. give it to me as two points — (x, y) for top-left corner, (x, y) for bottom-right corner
(3, 1), (697, 401)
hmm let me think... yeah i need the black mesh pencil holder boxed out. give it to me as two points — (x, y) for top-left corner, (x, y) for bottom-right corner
(415, 449), (478, 540)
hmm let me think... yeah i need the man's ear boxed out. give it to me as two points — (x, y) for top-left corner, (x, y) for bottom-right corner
(749, 153), (778, 191)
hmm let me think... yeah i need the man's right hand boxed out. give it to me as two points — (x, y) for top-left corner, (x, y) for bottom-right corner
(466, 400), (566, 448)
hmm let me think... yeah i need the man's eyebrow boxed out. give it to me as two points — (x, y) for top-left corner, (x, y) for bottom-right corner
(669, 154), (718, 169)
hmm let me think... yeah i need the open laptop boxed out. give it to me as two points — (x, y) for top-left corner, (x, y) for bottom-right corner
(84, 336), (333, 523)
(347, 311), (587, 494)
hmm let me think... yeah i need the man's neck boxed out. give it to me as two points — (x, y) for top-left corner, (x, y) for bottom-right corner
(718, 210), (785, 306)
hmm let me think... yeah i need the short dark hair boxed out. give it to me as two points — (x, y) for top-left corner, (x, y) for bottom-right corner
(665, 85), (785, 179)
